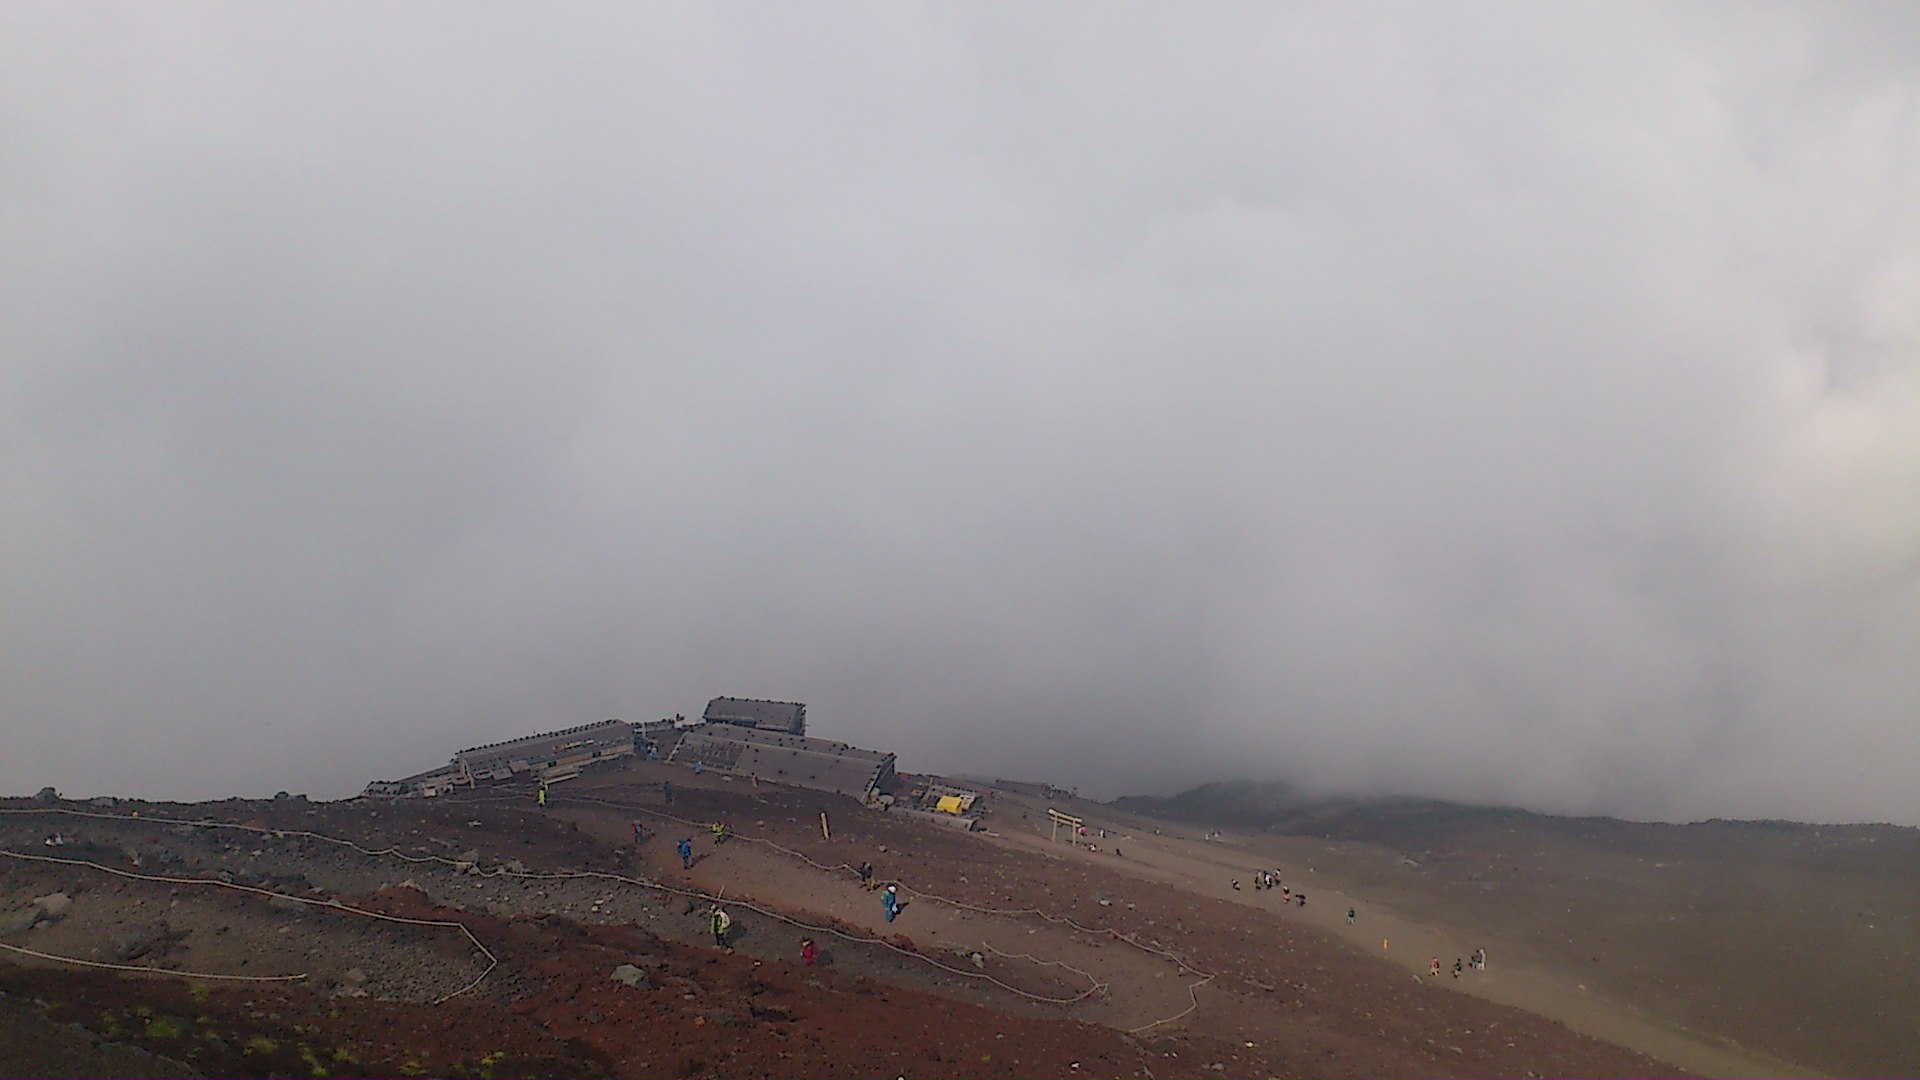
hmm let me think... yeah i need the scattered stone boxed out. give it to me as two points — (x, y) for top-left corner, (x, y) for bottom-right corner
(342, 968), (367, 985)
(0, 908), (44, 935)
(611, 964), (652, 989)
(112, 924), (167, 963)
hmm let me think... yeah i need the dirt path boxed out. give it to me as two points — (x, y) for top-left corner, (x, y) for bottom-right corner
(7, 780), (1858, 1076)
(557, 769), (1812, 1076)
(2, 789), (1734, 1078)
(983, 795), (1820, 1078)
(555, 798), (1211, 1033)
(553, 770), (1812, 1076)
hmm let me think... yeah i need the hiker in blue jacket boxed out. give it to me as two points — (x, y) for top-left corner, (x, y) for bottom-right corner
(882, 884), (900, 923)
(677, 837), (693, 870)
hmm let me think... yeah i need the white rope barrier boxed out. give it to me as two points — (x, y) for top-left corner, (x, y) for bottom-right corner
(0, 939), (309, 982)
(0, 805), (1098, 1007)
(549, 791), (1217, 1029)
(0, 847), (495, 1003)
(3, 797), (1217, 1026)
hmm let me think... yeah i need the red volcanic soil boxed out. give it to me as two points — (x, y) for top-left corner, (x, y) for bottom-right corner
(0, 901), (1161, 1080)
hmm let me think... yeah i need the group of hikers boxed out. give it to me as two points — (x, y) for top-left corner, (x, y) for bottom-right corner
(1430, 948), (1489, 978)
(527, 762), (910, 971)
(696, 849), (897, 963)
(656, 809), (902, 958)
(673, 827), (726, 863)
(602, 782), (1512, 999)
(667, 820), (732, 869)
(851, 861), (901, 922)
(1233, 868), (1310, 909)
(705, 904), (819, 968)
(549, 773), (1513, 1001)
(1245, 868), (1364, 928)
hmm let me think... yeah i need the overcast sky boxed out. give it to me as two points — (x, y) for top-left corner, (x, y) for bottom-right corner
(4, 3), (1916, 824)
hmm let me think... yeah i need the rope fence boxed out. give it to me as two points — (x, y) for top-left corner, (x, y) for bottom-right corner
(1, 797), (1214, 1026)
(0, 847), (494, 1003)
(551, 790), (1216, 1030)
(0, 939), (309, 982)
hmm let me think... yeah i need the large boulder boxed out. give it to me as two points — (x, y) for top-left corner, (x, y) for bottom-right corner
(32, 892), (72, 919)
(610, 964), (652, 989)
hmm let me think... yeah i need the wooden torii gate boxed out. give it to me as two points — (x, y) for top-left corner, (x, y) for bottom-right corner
(1047, 807), (1082, 843)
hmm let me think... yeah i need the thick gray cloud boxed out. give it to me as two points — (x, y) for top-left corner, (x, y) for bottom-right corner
(4, 3), (1916, 824)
